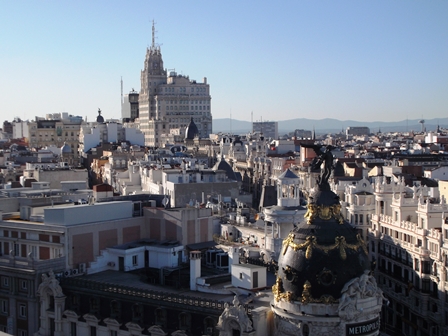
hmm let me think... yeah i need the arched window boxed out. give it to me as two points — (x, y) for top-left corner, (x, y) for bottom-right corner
(203, 316), (215, 335)
(132, 303), (142, 323)
(179, 312), (191, 330)
(110, 300), (120, 319)
(303, 323), (310, 336)
(155, 308), (166, 327)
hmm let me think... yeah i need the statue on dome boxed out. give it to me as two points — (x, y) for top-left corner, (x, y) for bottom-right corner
(302, 144), (335, 187)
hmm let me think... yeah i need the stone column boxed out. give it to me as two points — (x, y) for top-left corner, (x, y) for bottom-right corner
(54, 295), (66, 336)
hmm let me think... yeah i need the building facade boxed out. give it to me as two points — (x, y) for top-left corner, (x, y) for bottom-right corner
(346, 126), (370, 136)
(138, 24), (212, 147)
(252, 121), (278, 140)
(28, 113), (83, 165)
(121, 89), (139, 122)
(369, 177), (448, 336)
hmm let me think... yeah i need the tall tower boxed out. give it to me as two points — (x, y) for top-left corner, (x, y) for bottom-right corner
(137, 22), (212, 147)
(138, 21), (168, 146)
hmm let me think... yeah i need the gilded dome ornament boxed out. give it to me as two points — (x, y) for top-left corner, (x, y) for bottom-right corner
(304, 203), (344, 224)
(272, 277), (293, 302)
(274, 143), (371, 309)
(283, 265), (299, 282)
(316, 268), (337, 286)
(282, 234), (367, 261)
(301, 281), (313, 304)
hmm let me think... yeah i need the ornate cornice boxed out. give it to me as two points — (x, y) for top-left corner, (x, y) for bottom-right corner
(281, 233), (368, 260)
(304, 203), (344, 224)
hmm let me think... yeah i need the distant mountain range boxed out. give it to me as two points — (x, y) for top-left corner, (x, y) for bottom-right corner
(212, 117), (448, 135)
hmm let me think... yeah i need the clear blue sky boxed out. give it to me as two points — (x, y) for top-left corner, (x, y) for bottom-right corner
(1, 1), (447, 123)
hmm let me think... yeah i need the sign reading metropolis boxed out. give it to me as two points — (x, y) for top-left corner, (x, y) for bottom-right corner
(346, 317), (380, 336)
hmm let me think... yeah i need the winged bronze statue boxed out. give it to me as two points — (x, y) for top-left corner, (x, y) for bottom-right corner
(301, 144), (335, 186)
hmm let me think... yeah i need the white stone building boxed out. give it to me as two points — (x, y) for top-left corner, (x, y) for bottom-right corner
(79, 121), (144, 154)
(137, 23), (212, 147)
(369, 176), (448, 335)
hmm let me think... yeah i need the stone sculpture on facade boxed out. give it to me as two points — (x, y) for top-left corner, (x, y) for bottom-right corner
(37, 270), (64, 297)
(37, 270), (66, 336)
(217, 295), (253, 335)
(338, 270), (384, 321)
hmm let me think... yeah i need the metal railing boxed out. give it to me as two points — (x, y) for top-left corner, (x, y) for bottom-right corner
(62, 277), (227, 311)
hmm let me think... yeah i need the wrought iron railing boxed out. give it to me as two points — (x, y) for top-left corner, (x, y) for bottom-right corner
(62, 277), (227, 311)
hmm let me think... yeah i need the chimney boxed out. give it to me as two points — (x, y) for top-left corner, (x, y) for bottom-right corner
(190, 251), (201, 291)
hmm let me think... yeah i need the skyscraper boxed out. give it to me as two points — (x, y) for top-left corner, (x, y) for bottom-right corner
(138, 23), (212, 147)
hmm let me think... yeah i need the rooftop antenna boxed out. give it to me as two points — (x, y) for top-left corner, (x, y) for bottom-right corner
(152, 20), (156, 49)
(251, 111), (253, 132)
(121, 77), (123, 105)
(150, 19), (161, 51)
(230, 109), (232, 135)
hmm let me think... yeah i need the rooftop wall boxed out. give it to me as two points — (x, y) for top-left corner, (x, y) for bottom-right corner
(44, 201), (133, 225)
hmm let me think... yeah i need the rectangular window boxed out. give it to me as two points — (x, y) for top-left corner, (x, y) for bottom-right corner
(39, 234), (50, 242)
(21, 244), (27, 258)
(19, 304), (27, 318)
(239, 273), (243, 279)
(19, 330), (27, 336)
(90, 326), (97, 336)
(2, 277), (9, 287)
(1, 300), (7, 314)
(71, 322), (77, 336)
(132, 255), (138, 266)
(52, 248), (62, 258)
(110, 331), (118, 336)
(29, 246), (37, 259)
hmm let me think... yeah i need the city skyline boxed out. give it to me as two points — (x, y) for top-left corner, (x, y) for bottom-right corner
(1, 1), (447, 124)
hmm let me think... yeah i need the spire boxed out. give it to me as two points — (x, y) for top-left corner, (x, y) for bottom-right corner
(312, 126), (315, 140)
(151, 20), (156, 50)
